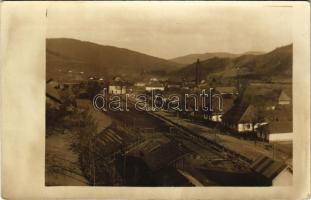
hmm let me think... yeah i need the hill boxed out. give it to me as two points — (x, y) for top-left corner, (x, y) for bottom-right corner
(46, 38), (181, 81)
(170, 51), (266, 65)
(170, 44), (292, 82)
(170, 52), (240, 65)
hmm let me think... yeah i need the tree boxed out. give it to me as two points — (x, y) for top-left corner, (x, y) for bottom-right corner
(86, 81), (102, 100)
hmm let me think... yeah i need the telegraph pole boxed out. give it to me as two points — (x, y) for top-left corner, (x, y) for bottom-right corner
(195, 59), (200, 86)
(89, 138), (96, 186)
(236, 66), (240, 93)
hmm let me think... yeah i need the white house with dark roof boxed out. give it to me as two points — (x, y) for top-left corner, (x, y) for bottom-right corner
(264, 122), (293, 142)
(257, 105), (293, 142)
(145, 83), (165, 92)
(109, 81), (127, 94)
(221, 104), (258, 133)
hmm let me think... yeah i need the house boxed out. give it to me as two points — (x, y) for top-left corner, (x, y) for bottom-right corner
(257, 105), (293, 142)
(119, 140), (191, 186)
(109, 81), (127, 94)
(150, 77), (158, 82)
(62, 82), (81, 89)
(145, 83), (165, 92)
(242, 86), (291, 110)
(260, 122), (293, 142)
(154, 168), (195, 186)
(272, 165), (293, 186)
(135, 82), (146, 87)
(47, 79), (60, 89)
(64, 72), (84, 82)
(166, 81), (182, 89)
(221, 104), (258, 133)
(183, 81), (196, 89)
(129, 140), (189, 172)
(205, 98), (235, 123)
(278, 90), (291, 105)
(272, 159), (293, 186)
(109, 85), (126, 94)
(58, 72), (84, 89)
(215, 86), (238, 96)
(46, 84), (62, 109)
(198, 83), (209, 90)
(251, 155), (292, 186)
(113, 76), (122, 82)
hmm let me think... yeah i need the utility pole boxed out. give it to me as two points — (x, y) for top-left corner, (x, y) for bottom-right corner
(236, 66), (240, 94)
(89, 138), (96, 186)
(195, 59), (200, 86)
(273, 143), (275, 160)
(214, 130), (217, 142)
(122, 146), (126, 185)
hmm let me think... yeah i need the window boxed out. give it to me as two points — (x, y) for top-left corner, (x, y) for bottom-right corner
(246, 124), (251, 129)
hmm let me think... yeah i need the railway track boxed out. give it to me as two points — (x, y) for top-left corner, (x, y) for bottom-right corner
(108, 98), (251, 169)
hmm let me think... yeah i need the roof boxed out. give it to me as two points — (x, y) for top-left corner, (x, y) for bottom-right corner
(94, 126), (139, 156)
(63, 82), (80, 86)
(207, 96), (235, 114)
(109, 80), (127, 86)
(251, 155), (287, 180)
(113, 76), (122, 81)
(181, 168), (218, 186)
(166, 81), (182, 85)
(198, 83), (209, 89)
(47, 79), (60, 88)
(109, 85), (125, 90)
(215, 86), (237, 94)
(154, 167), (194, 186)
(177, 169), (204, 186)
(242, 87), (281, 106)
(279, 90), (291, 101)
(243, 86), (292, 107)
(146, 83), (164, 88)
(64, 73), (84, 82)
(222, 98), (235, 113)
(222, 104), (257, 124)
(135, 82), (146, 85)
(137, 141), (189, 171)
(266, 121), (293, 133)
(46, 85), (62, 104)
(264, 105), (293, 122)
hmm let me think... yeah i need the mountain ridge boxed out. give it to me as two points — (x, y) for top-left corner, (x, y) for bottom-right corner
(170, 44), (292, 82)
(46, 38), (182, 80)
(170, 51), (265, 65)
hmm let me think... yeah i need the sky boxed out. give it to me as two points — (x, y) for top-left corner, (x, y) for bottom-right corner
(47, 2), (293, 59)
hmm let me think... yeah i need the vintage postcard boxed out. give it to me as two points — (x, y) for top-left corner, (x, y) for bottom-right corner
(1, 1), (310, 199)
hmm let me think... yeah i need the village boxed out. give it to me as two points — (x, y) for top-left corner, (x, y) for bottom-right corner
(46, 59), (293, 187)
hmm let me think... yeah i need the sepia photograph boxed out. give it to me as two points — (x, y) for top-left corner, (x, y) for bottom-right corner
(45, 3), (294, 187)
(1, 1), (310, 199)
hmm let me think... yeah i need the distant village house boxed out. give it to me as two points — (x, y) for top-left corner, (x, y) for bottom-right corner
(278, 90), (291, 105)
(145, 83), (165, 92)
(109, 77), (127, 94)
(215, 86), (238, 96)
